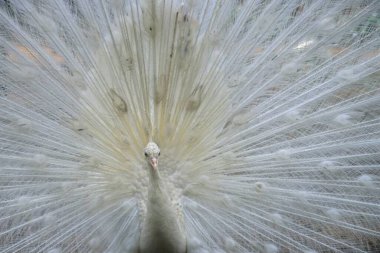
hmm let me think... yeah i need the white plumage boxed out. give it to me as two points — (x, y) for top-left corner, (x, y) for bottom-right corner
(140, 142), (186, 253)
(0, 0), (379, 252)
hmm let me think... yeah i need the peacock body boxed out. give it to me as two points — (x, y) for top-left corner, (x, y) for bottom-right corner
(0, 0), (380, 252)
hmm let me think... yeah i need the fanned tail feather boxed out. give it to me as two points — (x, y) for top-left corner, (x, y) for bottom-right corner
(0, 0), (379, 252)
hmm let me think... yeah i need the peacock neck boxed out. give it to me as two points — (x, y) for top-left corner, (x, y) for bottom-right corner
(146, 166), (172, 215)
(140, 165), (187, 253)
(147, 166), (164, 192)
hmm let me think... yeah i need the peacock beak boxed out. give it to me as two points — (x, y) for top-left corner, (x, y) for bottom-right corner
(149, 157), (158, 170)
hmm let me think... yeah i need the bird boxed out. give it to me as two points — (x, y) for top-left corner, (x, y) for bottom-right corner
(0, 0), (379, 253)
(140, 142), (186, 253)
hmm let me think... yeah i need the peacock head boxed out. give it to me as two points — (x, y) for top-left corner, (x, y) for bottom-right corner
(144, 142), (160, 170)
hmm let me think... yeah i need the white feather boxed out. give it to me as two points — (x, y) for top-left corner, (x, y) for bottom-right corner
(0, 0), (379, 252)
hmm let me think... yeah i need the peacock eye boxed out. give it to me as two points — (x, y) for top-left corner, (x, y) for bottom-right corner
(144, 152), (148, 157)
